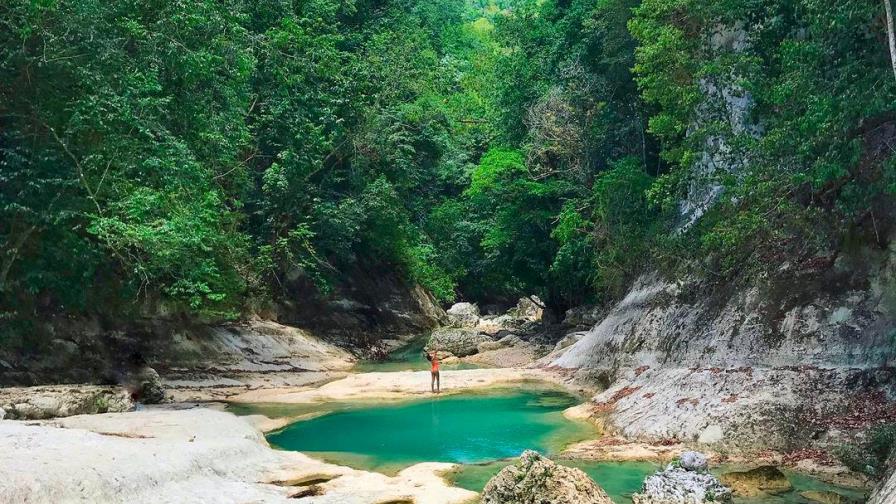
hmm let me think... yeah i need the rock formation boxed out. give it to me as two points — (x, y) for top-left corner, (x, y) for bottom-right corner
(481, 450), (613, 504)
(800, 490), (856, 504)
(0, 385), (133, 420)
(445, 302), (481, 327)
(868, 452), (896, 504)
(129, 365), (165, 404)
(719, 466), (792, 497)
(426, 327), (491, 357)
(632, 452), (731, 504)
(678, 451), (708, 472)
(549, 242), (896, 452)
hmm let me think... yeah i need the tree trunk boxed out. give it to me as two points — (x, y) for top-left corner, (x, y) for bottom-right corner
(885, 0), (896, 82)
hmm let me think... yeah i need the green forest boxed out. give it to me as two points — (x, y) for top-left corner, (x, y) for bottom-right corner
(2, 0), (895, 338)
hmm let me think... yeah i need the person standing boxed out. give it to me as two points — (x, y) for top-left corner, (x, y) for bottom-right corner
(424, 350), (440, 393)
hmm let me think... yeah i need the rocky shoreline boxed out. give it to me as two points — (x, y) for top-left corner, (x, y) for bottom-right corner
(0, 406), (477, 504)
(1, 290), (893, 503)
(0, 366), (882, 503)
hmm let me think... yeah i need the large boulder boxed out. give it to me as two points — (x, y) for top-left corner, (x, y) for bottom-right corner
(445, 302), (481, 327)
(632, 452), (731, 504)
(719, 466), (792, 497)
(510, 296), (543, 321)
(129, 366), (165, 404)
(427, 327), (491, 357)
(481, 450), (613, 504)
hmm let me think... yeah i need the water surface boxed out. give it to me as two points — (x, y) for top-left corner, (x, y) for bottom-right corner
(448, 460), (867, 504)
(266, 389), (594, 474)
(257, 389), (868, 504)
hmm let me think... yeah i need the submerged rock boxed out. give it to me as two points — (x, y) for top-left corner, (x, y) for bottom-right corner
(427, 327), (491, 357)
(481, 450), (613, 504)
(719, 465), (792, 497)
(445, 302), (481, 327)
(800, 490), (854, 504)
(632, 452), (731, 504)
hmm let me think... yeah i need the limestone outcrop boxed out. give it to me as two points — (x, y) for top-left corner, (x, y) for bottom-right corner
(0, 385), (133, 420)
(868, 452), (896, 504)
(445, 302), (481, 327)
(128, 366), (165, 404)
(0, 407), (477, 503)
(481, 450), (613, 504)
(549, 241), (896, 452)
(632, 452), (731, 504)
(719, 466), (792, 497)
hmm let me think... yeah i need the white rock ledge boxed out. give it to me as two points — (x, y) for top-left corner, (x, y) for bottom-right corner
(0, 407), (477, 504)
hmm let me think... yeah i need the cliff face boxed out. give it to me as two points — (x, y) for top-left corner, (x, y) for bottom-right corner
(544, 13), (896, 455)
(549, 240), (896, 451)
(273, 263), (445, 346)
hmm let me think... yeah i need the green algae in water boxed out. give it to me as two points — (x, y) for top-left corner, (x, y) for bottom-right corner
(266, 390), (594, 473)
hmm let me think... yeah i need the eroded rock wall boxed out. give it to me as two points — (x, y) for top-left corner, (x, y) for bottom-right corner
(549, 243), (896, 452)
(869, 452), (896, 504)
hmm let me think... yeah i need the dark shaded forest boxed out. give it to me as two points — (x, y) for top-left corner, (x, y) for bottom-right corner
(2, 0), (895, 344)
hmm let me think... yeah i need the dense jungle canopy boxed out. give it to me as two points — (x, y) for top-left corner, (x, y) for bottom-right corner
(2, 0), (895, 342)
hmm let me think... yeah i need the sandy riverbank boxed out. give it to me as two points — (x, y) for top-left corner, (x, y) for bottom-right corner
(226, 368), (563, 404)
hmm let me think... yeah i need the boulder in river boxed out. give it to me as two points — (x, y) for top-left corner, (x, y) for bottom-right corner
(481, 450), (613, 504)
(719, 465), (792, 497)
(445, 302), (481, 327)
(679, 451), (708, 472)
(427, 327), (491, 357)
(632, 451), (731, 504)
